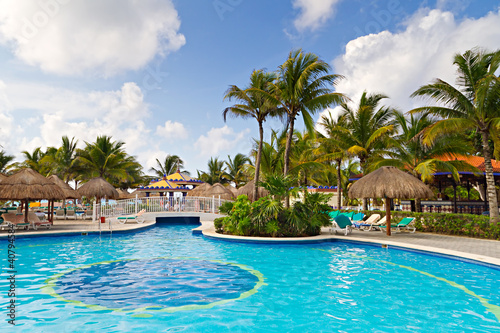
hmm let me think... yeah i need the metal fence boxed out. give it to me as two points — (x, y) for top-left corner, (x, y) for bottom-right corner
(97, 196), (231, 218)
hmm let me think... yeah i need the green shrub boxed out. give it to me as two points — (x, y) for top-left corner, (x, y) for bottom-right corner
(218, 201), (234, 215)
(213, 217), (225, 233)
(216, 191), (332, 237)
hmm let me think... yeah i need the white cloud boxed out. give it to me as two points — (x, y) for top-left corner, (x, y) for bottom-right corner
(325, 8), (500, 121)
(293, 0), (342, 31)
(0, 0), (185, 76)
(0, 80), (155, 166)
(194, 125), (251, 157)
(156, 120), (188, 140)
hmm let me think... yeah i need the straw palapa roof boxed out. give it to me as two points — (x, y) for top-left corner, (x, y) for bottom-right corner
(203, 183), (235, 200)
(236, 179), (269, 200)
(47, 175), (80, 199)
(187, 183), (212, 197)
(116, 188), (134, 199)
(348, 166), (434, 199)
(0, 168), (65, 200)
(77, 177), (119, 199)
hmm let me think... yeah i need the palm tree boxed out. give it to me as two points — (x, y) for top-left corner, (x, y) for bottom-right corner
(373, 111), (475, 211)
(197, 157), (228, 185)
(250, 129), (286, 178)
(339, 91), (396, 209)
(225, 153), (250, 188)
(289, 130), (323, 187)
(74, 135), (143, 187)
(223, 69), (279, 200)
(251, 50), (346, 206)
(12, 147), (48, 174)
(41, 136), (78, 183)
(0, 150), (14, 174)
(411, 48), (500, 223)
(316, 113), (351, 209)
(150, 154), (185, 177)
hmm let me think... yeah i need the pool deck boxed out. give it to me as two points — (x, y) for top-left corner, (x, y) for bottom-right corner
(2, 215), (499, 267)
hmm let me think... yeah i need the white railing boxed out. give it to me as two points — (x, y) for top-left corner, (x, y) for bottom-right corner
(96, 196), (231, 219)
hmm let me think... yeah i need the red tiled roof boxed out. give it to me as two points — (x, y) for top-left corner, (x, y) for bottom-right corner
(438, 155), (500, 173)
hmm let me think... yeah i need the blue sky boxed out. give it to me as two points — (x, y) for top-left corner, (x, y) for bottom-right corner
(0, 0), (499, 176)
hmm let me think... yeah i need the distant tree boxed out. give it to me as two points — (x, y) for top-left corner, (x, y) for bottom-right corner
(225, 153), (250, 188)
(150, 154), (185, 177)
(0, 150), (14, 174)
(197, 157), (228, 185)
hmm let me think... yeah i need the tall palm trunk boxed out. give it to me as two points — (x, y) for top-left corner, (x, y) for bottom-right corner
(253, 122), (264, 202)
(481, 130), (499, 224)
(360, 158), (368, 210)
(283, 115), (295, 208)
(336, 159), (342, 209)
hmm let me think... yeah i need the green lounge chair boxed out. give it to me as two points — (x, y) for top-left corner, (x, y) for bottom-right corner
(379, 217), (416, 233)
(329, 210), (340, 219)
(330, 214), (352, 235)
(117, 209), (146, 224)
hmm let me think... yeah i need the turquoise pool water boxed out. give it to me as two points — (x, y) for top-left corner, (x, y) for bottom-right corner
(1, 223), (500, 332)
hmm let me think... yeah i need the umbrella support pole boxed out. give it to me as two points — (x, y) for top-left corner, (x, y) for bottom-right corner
(386, 197), (391, 236)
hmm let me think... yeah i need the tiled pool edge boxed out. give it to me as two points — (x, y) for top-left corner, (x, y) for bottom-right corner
(200, 222), (500, 269)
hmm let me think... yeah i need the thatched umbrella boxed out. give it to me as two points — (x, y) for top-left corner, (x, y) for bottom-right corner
(236, 179), (269, 201)
(348, 166), (434, 236)
(116, 188), (133, 200)
(187, 183), (212, 197)
(0, 169), (65, 223)
(77, 177), (119, 223)
(77, 177), (119, 200)
(203, 183), (234, 200)
(47, 174), (80, 222)
(129, 189), (147, 198)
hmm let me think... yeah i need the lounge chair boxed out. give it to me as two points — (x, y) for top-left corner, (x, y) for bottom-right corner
(54, 209), (65, 220)
(330, 214), (352, 235)
(27, 212), (52, 230)
(116, 209), (146, 224)
(329, 210), (340, 219)
(379, 217), (416, 233)
(2, 213), (30, 230)
(66, 210), (77, 220)
(343, 211), (355, 220)
(353, 213), (381, 230)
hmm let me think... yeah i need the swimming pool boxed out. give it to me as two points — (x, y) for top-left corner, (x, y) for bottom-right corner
(1, 223), (499, 332)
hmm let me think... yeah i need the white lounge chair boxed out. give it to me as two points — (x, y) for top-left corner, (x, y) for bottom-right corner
(54, 209), (65, 220)
(2, 213), (30, 230)
(27, 212), (52, 230)
(66, 210), (77, 220)
(116, 209), (146, 224)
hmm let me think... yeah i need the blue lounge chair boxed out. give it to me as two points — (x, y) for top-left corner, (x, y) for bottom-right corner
(379, 217), (416, 233)
(329, 210), (340, 219)
(342, 211), (355, 220)
(330, 214), (352, 235)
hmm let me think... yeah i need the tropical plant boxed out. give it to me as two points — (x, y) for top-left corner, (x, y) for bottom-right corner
(74, 135), (143, 187)
(250, 49), (346, 206)
(224, 69), (280, 199)
(150, 154), (185, 177)
(12, 147), (48, 174)
(197, 157), (229, 185)
(0, 150), (14, 174)
(410, 48), (500, 223)
(40, 136), (79, 183)
(372, 111), (476, 211)
(316, 113), (351, 209)
(339, 91), (396, 209)
(225, 153), (250, 188)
